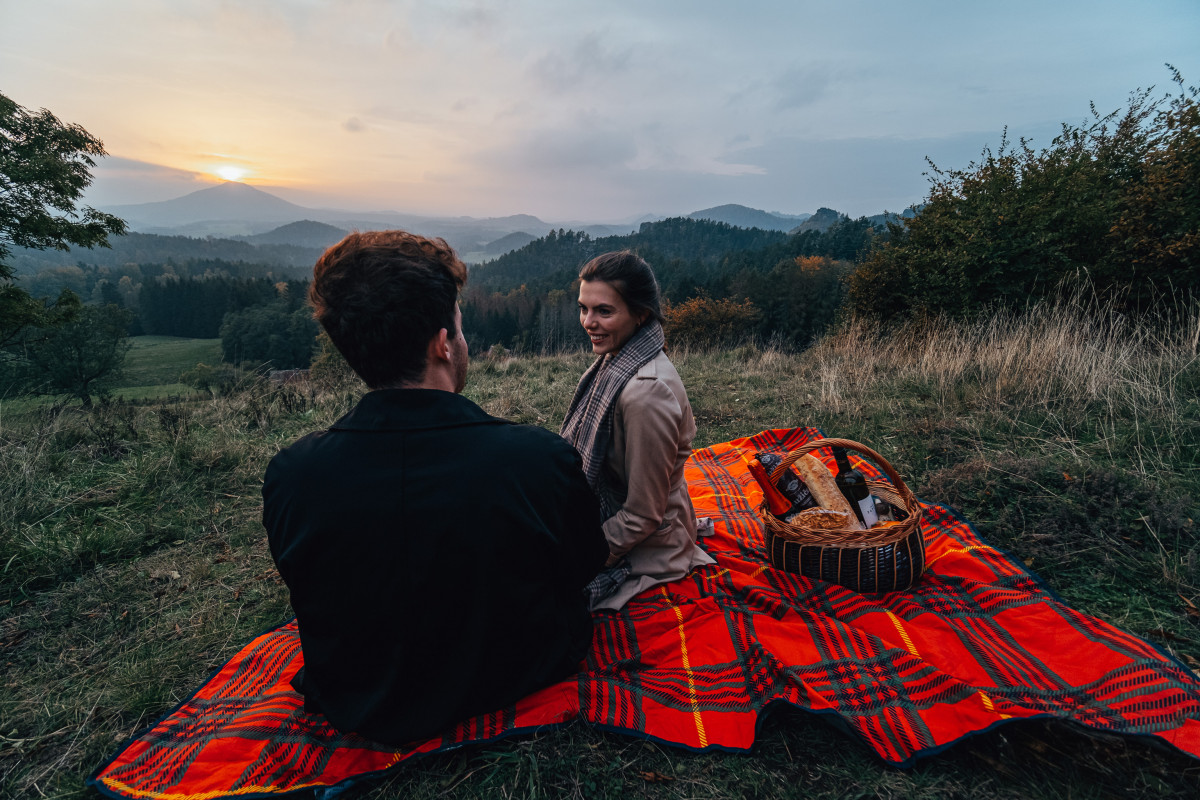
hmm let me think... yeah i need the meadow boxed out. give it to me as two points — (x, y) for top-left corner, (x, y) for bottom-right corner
(2, 299), (1199, 799)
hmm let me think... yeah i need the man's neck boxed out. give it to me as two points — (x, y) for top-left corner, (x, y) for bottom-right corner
(375, 371), (457, 394)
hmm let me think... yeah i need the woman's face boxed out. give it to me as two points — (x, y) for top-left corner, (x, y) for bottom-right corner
(578, 280), (647, 356)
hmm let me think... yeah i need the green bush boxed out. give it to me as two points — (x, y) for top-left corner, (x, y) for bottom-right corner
(850, 71), (1200, 320)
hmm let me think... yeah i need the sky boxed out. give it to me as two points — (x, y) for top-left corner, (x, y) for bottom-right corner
(2, 0), (1198, 223)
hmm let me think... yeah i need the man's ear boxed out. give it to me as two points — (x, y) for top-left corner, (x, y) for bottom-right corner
(427, 328), (450, 363)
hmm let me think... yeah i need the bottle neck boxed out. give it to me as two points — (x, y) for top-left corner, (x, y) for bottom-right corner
(833, 446), (854, 475)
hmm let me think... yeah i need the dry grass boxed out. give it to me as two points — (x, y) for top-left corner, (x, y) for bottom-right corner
(807, 295), (1198, 420)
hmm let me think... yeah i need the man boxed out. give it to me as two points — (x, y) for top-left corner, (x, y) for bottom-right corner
(263, 230), (607, 746)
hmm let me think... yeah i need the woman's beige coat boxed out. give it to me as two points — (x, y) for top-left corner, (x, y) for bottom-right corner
(593, 350), (715, 611)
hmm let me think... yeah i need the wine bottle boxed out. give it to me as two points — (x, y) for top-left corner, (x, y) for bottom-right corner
(832, 446), (879, 527)
(747, 458), (798, 518)
(756, 452), (818, 511)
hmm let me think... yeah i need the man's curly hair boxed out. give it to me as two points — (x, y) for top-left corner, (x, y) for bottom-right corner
(309, 230), (468, 389)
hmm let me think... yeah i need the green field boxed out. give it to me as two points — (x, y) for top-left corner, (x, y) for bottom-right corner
(0, 336), (221, 410)
(2, 307), (1199, 798)
(111, 336), (223, 400)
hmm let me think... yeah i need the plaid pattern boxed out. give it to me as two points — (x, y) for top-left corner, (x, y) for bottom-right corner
(559, 320), (666, 519)
(90, 428), (1200, 800)
(584, 557), (632, 609)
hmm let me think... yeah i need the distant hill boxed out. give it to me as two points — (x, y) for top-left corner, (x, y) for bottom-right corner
(577, 224), (639, 238)
(483, 231), (538, 257)
(7, 231), (321, 276)
(791, 207), (847, 234)
(471, 217), (791, 292)
(97, 184), (839, 261)
(865, 206), (921, 228)
(239, 220), (349, 249)
(688, 204), (810, 231)
(107, 182), (314, 232)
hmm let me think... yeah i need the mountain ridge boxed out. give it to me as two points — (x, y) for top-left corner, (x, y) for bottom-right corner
(77, 183), (908, 265)
(688, 204), (811, 231)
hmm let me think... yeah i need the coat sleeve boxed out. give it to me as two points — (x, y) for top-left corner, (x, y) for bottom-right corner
(603, 377), (683, 559)
(551, 441), (610, 586)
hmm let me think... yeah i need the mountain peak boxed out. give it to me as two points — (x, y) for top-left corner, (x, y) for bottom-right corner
(106, 182), (314, 230)
(687, 204), (811, 231)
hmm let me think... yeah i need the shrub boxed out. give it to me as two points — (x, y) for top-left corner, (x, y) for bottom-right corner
(849, 70), (1200, 320)
(663, 295), (761, 348)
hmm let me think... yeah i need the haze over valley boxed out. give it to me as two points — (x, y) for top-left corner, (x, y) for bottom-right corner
(10, 181), (866, 273)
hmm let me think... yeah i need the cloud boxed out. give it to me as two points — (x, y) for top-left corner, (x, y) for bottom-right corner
(505, 125), (638, 171)
(86, 156), (210, 206)
(342, 117), (366, 133)
(530, 33), (633, 93)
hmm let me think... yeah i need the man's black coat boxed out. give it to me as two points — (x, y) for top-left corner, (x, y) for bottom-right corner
(263, 388), (607, 745)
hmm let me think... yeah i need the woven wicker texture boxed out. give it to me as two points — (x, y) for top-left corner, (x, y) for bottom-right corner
(761, 438), (925, 592)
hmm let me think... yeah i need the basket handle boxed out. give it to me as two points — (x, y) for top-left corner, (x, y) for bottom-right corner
(768, 437), (918, 513)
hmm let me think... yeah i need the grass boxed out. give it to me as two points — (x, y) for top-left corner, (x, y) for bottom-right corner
(1, 336), (220, 410)
(2, 300), (1199, 798)
(110, 336), (222, 402)
(119, 337), (223, 388)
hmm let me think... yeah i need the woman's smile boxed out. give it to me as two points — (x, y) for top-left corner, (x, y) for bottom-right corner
(578, 280), (647, 355)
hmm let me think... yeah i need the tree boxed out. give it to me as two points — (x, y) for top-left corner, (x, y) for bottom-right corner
(1, 91), (126, 347)
(219, 303), (319, 369)
(25, 303), (132, 407)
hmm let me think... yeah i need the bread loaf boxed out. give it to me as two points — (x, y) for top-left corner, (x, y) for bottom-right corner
(795, 454), (865, 530)
(793, 507), (855, 530)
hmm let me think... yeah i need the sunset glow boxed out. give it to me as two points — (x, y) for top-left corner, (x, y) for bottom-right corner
(215, 166), (248, 182)
(2, 2), (1196, 219)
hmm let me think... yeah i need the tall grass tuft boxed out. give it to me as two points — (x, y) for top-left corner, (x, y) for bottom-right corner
(806, 293), (1198, 421)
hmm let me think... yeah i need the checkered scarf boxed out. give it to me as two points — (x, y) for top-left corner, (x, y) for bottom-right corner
(560, 319), (666, 521)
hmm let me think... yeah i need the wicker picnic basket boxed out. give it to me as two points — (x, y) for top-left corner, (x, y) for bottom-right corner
(761, 438), (926, 593)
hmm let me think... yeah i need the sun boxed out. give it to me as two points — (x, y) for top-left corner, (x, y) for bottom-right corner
(216, 165), (248, 182)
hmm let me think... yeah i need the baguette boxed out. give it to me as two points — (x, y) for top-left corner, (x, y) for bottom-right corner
(793, 507), (854, 531)
(795, 454), (865, 530)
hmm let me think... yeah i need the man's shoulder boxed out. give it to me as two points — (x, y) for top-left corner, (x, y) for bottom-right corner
(474, 420), (579, 466)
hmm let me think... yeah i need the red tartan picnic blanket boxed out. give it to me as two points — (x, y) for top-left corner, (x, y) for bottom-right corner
(90, 428), (1200, 799)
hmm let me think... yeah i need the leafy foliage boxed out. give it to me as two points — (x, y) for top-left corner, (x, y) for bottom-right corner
(139, 276), (298, 338)
(728, 256), (855, 346)
(219, 293), (319, 370)
(470, 220), (790, 294)
(0, 91), (126, 275)
(1109, 67), (1200, 300)
(1, 91), (126, 351)
(22, 303), (133, 407)
(849, 70), (1200, 319)
(6, 230), (321, 276)
(663, 295), (761, 348)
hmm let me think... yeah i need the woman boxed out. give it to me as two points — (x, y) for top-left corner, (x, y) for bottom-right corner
(560, 251), (714, 611)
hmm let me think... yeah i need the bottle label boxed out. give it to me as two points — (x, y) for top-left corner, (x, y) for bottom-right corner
(858, 495), (879, 527)
(756, 452), (818, 511)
